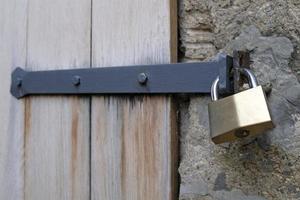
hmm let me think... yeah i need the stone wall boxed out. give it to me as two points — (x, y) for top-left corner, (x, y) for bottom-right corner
(178, 1), (300, 199)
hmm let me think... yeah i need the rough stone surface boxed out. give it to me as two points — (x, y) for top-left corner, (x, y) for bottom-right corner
(178, 1), (300, 199)
(179, 0), (300, 78)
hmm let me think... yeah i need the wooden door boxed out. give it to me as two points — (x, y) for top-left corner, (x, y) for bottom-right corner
(0, 0), (178, 199)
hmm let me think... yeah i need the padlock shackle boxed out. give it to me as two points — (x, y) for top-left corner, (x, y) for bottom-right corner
(239, 68), (258, 88)
(211, 76), (220, 101)
(211, 69), (258, 101)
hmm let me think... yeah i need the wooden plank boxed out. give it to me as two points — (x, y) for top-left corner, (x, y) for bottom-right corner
(0, 0), (27, 199)
(91, 0), (178, 200)
(24, 0), (91, 199)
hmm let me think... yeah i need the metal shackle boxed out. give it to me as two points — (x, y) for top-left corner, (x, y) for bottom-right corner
(211, 68), (258, 101)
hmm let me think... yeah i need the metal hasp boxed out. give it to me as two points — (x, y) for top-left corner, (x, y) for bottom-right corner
(11, 54), (233, 99)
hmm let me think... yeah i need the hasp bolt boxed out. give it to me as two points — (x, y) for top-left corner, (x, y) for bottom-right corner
(138, 73), (148, 85)
(16, 78), (22, 87)
(72, 75), (81, 86)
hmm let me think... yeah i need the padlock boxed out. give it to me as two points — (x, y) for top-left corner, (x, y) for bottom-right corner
(208, 68), (274, 144)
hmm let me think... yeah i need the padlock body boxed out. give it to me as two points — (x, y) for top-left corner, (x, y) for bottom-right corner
(208, 86), (274, 144)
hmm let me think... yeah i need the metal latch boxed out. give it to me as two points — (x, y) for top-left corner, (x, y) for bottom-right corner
(10, 53), (238, 99)
(11, 51), (275, 144)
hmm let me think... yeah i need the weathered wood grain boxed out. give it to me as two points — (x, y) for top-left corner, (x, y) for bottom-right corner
(24, 0), (91, 199)
(0, 0), (27, 199)
(91, 0), (178, 199)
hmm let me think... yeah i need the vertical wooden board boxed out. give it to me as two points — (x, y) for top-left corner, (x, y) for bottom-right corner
(24, 0), (91, 199)
(0, 0), (27, 199)
(91, 0), (178, 200)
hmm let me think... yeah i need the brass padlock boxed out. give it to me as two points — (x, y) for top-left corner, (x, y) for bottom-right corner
(208, 69), (274, 144)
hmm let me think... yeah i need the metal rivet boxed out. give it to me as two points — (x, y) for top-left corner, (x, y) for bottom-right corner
(16, 78), (22, 87)
(72, 76), (81, 86)
(138, 73), (148, 85)
(235, 130), (250, 138)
